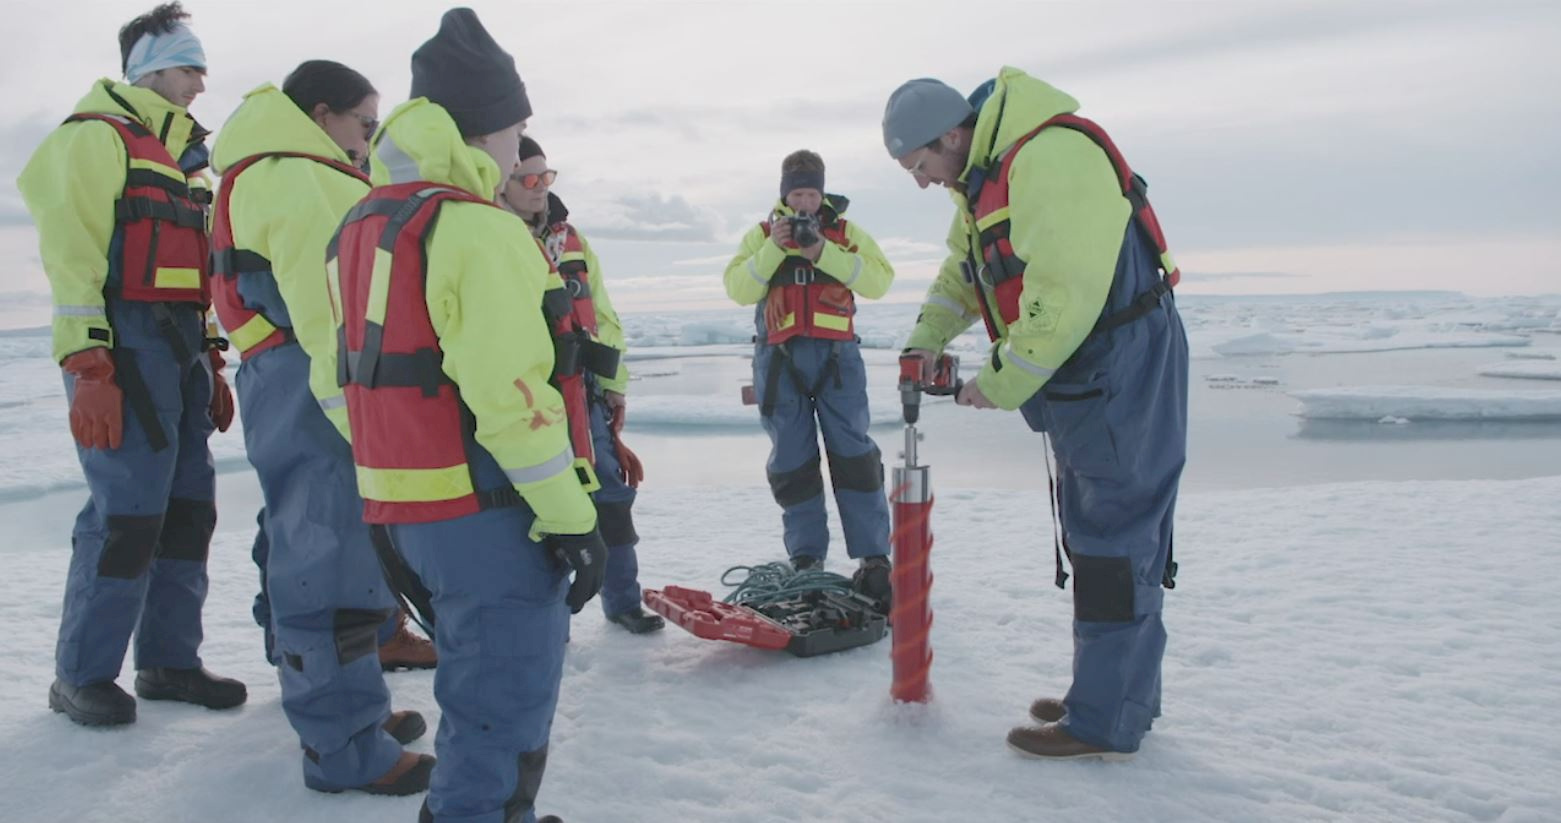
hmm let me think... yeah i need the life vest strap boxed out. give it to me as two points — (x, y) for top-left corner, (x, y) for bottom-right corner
(114, 195), (205, 229)
(211, 248), (271, 278)
(554, 331), (621, 380)
(342, 344), (451, 398)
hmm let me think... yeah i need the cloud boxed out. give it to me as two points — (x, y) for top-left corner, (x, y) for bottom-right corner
(582, 193), (723, 243)
(671, 253), (739, 268)
(0, 113), (59, 226)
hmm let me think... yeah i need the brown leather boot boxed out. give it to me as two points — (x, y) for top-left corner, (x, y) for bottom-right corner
(1029, 697), (1065, 723)
(1006, 723), (1134, 761)
(306, 752), (435, 795)
(384, 709), (427, 745)
(363, 752), (436, 795)
(379, 610), (437, 671)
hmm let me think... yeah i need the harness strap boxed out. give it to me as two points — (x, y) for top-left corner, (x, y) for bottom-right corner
(758, 341), (844, 418)
(149, 303), (193, 364)
(1043, 434), (1068, 590)
(110, 348), (170, 452)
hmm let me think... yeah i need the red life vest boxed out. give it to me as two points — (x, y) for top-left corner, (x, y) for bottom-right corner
(329, 182), (595, 524)
(209, 152), (368, 360)
(759, 217), (857, 345)
(967, 113), (1180, 341)
(537, 220), (625, 476)
(67, 113), (211, 305)
(540, 221), (599, 336)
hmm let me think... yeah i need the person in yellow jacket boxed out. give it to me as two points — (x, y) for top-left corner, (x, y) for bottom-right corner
(324, 10), (595, 822)
(500, 136), (664, 635)
(15, 1), (245, 728)
(883, 68), (1188, 759)
(723, 150), (895, 601)
(209, 62), (433, 796)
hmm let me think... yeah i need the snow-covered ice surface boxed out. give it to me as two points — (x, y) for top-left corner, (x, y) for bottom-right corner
(1, 477), (1559, 822)
(4, 291), (1561, 820)
(1478, 361), (1561, 381)
(1290, 386), (1561, 421)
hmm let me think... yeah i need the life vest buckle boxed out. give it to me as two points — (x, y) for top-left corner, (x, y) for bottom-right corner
(793, 266), (814, 286)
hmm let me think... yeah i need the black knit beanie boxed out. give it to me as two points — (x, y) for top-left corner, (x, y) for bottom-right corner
(410, 8), (531, 138)
(518, 136), (544, 162)
(780, 151), (825, 198)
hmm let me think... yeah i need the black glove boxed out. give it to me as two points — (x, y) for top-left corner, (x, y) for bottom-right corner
(547, 529), (608, 614)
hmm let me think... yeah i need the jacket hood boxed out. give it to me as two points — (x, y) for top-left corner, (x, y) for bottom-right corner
(963, 66), (1080, 178)
(367, 97), (502, 198)
(211, 83), (353, 175)
(73, 78), (206, 163)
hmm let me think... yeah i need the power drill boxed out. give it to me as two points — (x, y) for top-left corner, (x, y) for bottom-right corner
(897, 352), (962, 426)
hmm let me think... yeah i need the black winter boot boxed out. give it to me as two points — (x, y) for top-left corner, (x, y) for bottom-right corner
(608, 607), (665, 635)
(134, 667), (247, 710)
(852, 556), (892, 611)
(790, 554), (823, 571)
(49, 678), (136, 727)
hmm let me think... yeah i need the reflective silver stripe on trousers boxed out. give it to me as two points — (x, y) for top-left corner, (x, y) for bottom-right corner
(1004, 345), (1057, 379)
(318, 395), (347, 412)
(503, 447), (574, 485)
(55, 305), (105, 317)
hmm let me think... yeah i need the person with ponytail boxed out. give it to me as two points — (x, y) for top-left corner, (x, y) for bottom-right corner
(207, 60), (433, 796)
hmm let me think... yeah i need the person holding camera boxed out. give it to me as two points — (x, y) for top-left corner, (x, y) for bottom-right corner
(723, 150), (895, 599)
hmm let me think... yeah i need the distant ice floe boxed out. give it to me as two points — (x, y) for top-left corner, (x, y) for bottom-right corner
(1478, 361), (1561, 381)
(1200, 328), (1530, 358)
(1203, 374), (1282, 389)
(1504, 350), (1557, 360)
(1290, 385), (1561, 421)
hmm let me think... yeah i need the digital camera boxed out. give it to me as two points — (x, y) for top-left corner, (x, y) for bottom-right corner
(787, 213), (822, 248)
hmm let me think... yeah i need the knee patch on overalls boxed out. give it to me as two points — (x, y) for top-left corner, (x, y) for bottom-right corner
(827, 448), (884, 493)
(158, 497), (216, 563)
(769, 457), (823, 507)
(503, 745), (550, 822)
(333, 608), (393, 666)
(1071, 554), (1136, 623)
(596, 500), (637, 547)
(97, 513), (164, 579)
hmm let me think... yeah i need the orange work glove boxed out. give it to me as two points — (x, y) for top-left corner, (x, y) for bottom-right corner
(208, 348), (235, 432)
(608, 403), (644, 488)
(61, 348), (124, 450)
(764, 288), (789, 334)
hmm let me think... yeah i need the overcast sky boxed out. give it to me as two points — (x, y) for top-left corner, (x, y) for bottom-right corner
(2, 0), (1558, 315)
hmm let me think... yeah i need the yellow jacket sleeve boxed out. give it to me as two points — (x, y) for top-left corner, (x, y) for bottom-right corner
(229, 158), (366, 436)
(904, 212), (983, 353)
(15, 120), (127, 362)
(723, 223), (787, 306)
(976, 129), (1129, 410)
(816, 221), (894, 300)
(425, 203), (597, 537)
